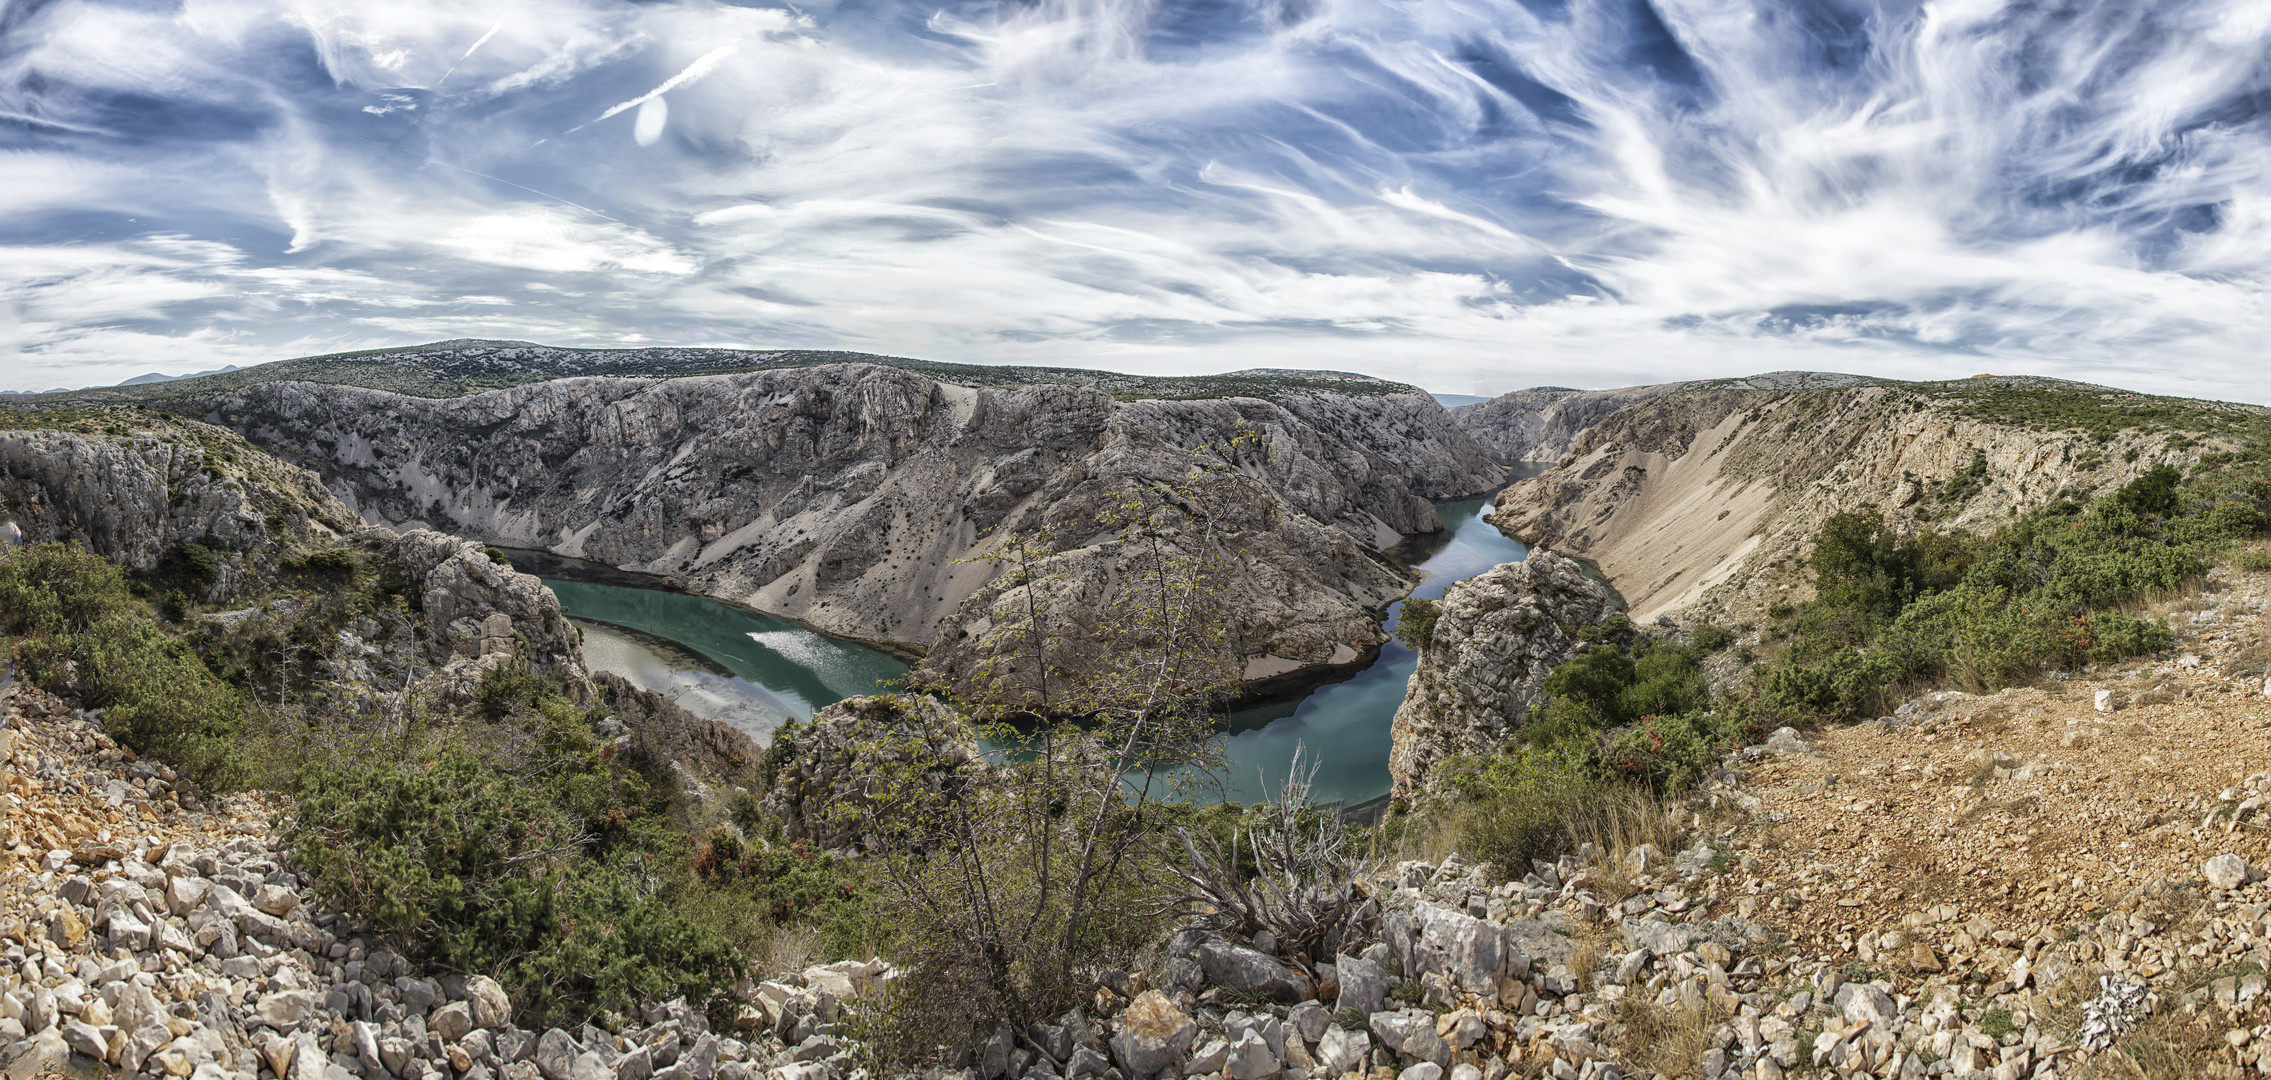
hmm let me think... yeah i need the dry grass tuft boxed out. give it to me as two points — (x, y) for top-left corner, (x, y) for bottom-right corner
(758, 922), (824, 976)
(1611, 991), (1725, 1079)
(2067, 1007), (2233, 1080)
(1570, 785), (1686, 899)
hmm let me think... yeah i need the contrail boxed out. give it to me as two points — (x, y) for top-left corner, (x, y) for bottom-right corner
(583, 44), (740, 128)
(436, 21), (503, 85)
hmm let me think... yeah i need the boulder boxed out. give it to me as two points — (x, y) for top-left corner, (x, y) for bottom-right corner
(1314, 1027), (1370, 1076)
(1367, 1009), (1450, 1068)
(1108, 992), (1196, 1078)
(1286, 1001), (1330, 1044)
(1222, 1031), (1277, 1080)
(1194, 941), (1315, 1003)
(256, 991), (318, 1030)
(254, 884), (300, 917)
(429, 1002), (474, 1043)
(1334, 954), (1387, 1017)
(464, 977), (513, 1030)
(534, 1029), (579, 1080)
(1382, 903), (1516, 994)
(1, 1028), (71, 1080)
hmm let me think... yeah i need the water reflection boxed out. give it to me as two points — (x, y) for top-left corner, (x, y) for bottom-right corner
(541, 577), (908, 743)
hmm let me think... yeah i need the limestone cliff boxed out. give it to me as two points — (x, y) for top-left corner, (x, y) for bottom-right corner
(1486, 378), (2233, 627)
(198, 363), (1501, 693)
(0, 416), (360, 601)
(1448, 372), (1878, 464)
(1385, 550), (1615, 799)
(364, 527), (592, 695)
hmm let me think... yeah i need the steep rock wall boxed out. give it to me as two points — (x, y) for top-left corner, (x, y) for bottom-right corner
(1385, 550), (1614, 799)
(1448, 373), (1883, 465)
(200, 364), (1501, 693)
(0, 423), (358, 601)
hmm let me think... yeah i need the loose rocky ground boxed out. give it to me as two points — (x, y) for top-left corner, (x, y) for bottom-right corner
(0, 678), (879, 1080)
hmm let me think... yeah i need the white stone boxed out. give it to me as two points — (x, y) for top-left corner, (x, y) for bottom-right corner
(2205, 854), (2254, 890)
(464, 976), (513, 1030)
(1313, 1028), (1369, 1078)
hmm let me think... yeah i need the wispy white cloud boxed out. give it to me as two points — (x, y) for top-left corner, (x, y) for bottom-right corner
(1, 0), (2267, 404)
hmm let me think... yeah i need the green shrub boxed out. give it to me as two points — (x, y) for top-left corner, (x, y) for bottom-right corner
(1451, 745), (1615, 878)
(289, 692), (746, 1027)
(152, 541), (222, 595)
(1688, 624), (1734, 651)
(1755, 459), (2247, 721)
(0, 543), (249, 789)
(1394, 597), (1440, 651)
(693, 830), (880, 957)
(2237, 549), (2271, 572)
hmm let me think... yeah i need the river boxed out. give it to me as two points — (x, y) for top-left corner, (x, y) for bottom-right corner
(524, 478), (1534, 808)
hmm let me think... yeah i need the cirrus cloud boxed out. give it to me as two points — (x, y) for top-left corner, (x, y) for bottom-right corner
(0, 0), (2266, 403)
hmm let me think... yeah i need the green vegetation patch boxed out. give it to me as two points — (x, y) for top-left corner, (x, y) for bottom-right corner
(1753, 460), (2268, 721)
(1438, 616), (1754, 877)
(0, 542), (250, 789)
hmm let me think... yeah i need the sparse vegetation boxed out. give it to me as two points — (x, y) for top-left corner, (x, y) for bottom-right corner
(1756, 459), (2268, 722)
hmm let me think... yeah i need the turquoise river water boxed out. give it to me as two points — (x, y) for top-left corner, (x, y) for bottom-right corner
(530, 481), (1533, 810)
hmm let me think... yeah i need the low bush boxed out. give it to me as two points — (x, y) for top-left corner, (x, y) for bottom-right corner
(1441, 625), (1750, 879)
(1754, 459), (2262, 721)
(286, 667), (745, 1027)
(0, 542), (250, 789)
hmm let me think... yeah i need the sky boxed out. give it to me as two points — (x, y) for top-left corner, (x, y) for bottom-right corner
(3, 0), (2268, 402)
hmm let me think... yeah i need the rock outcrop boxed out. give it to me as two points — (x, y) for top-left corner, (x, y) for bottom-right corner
(199, 364), (1501, 694)
(757, 694), (984, 853)
(0, 420), (358, 601)
(365, 528), (590, 694)
(1385, 550), (1615, 799)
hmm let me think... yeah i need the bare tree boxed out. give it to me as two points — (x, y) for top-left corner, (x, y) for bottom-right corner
(861, 438), (1266, 1052)
(1161, 741), (1374, 963)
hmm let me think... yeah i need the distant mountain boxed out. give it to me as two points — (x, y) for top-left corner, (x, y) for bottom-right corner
(32, 341), (1428, 405)
(117, 365), (243, 387)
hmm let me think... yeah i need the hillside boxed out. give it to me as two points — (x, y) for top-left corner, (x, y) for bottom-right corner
(29, 339), (1428, 405)
(1448, 373), (1885, 464)
(1486, 376), (2271, 626)
(170, 356), (1499, 698)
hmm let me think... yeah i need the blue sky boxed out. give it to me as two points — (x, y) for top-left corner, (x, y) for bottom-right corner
(3, 0), (2268, 401)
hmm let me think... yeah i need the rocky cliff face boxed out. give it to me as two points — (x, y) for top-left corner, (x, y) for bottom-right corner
(1451, 385), (1693, 464)
(1385, 550), (1615, 799)
(1448, 372), (1880, 464)
(1487, 380), (2220, 626)
(200, 364), (1501, 693)
(365, 528), (592, 696)
(0, 420), (359, 601)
